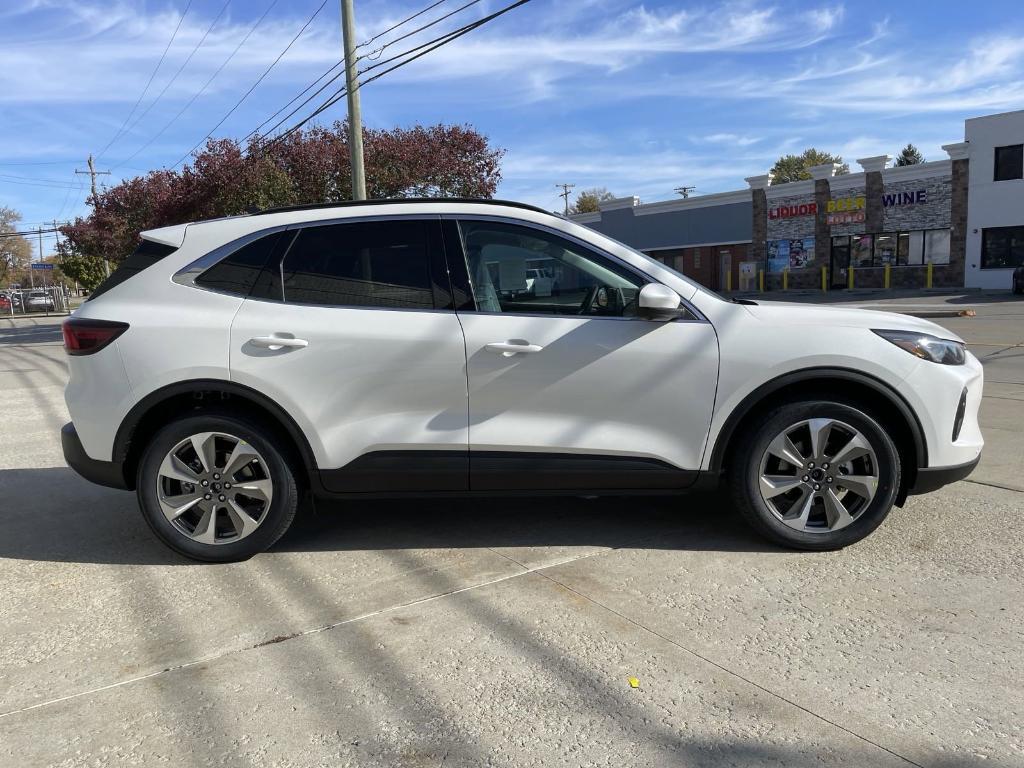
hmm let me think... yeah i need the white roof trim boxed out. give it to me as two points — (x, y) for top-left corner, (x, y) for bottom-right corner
(828, 173), (867, 192)
(881, 159), (951, 182)
(633, 189), (751, 215)
(569, 212), (601, 224)
(765, 179), (815, 199)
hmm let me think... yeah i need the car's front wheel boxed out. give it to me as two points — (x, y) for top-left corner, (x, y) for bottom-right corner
(729, 400), (901, 550)
(137, 413), (299, 562)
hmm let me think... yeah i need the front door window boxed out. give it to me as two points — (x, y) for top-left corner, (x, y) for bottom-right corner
(458, 220), (643, 317)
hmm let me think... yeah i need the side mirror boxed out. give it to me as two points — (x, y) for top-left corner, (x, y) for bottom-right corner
(637, 283), (684, 321)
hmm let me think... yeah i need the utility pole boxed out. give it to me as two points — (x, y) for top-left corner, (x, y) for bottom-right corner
(76, 154), (112, 276)
(340, 0), (367, 200)
(674, 186), (696, 199)
(556, 183), (575, 215)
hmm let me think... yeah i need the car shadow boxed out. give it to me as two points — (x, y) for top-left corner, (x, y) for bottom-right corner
(0, 466), (783, 565)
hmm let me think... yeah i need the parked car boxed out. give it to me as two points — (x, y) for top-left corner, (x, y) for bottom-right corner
(525, 268), (555, 297)
(61, 199), (984, 562)
(0, 293), (11, 311)
(1013, 264), (1023, 295)
(26, 290), (55, 311)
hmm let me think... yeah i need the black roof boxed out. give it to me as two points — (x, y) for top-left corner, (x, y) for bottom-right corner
(251, 197), (553, 217)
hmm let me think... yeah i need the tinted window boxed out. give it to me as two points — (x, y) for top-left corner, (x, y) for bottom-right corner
(458, 220), (642, 317)
(281, 220), (435, 309)
(981, 226), (1024, 269)
(994, 144), (1023, 181)
(88, 239), (177, 301)
(196, 232), (283, 296)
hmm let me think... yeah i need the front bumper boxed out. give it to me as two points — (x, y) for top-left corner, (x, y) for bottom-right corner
(61, 422), (129, 490)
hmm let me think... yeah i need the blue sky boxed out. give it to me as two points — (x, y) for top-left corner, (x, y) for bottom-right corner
(2, 0), (1023, 257)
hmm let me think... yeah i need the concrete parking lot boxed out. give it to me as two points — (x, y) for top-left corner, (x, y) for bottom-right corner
(1, 295), (1021, 767)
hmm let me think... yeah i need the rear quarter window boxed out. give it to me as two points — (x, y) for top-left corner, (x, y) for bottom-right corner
(88, 239), (178, 301)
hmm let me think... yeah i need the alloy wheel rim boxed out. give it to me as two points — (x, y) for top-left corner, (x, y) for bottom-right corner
(156, 432), (273, 545)
(757, 418), (879, 533)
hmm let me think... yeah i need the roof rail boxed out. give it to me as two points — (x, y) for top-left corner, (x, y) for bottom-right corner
(251, 197), (553, 217)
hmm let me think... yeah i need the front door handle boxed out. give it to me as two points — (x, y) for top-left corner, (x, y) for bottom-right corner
(485, 341), (544, 357)
(250, 335), (309, 351)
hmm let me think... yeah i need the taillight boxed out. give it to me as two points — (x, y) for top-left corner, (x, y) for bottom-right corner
(62, 318), (129, 356)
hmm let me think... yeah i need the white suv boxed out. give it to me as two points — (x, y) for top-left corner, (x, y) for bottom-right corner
(62, 199), (983, 561)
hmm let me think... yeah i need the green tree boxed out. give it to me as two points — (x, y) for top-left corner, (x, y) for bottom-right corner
(894, 143), (925, 166)
(56, 250), (108, 291)
(0, 206), (32, 285)
(570, 187), (615, 214)
(770, 149), (849, 184)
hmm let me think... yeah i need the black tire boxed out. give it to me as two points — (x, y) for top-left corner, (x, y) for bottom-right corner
(136, 412), (299, 562)
(728, 399), (901, 551)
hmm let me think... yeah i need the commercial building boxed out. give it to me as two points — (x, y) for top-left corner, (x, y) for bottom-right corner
(572, 109), (1024, 292)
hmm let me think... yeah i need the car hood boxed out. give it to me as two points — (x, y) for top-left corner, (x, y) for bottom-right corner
(742, 302), (964, 343)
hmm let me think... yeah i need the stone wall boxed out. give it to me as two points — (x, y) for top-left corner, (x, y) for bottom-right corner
(765, 192), (817, 240)
(882, 174), (951, 232)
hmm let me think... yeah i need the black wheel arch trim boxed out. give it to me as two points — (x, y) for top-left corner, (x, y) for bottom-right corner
(113, 378), (320, 489)
(707, 367), (928, 475)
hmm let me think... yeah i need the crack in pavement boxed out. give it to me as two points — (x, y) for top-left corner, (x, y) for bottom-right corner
(0, 547), (612, 722)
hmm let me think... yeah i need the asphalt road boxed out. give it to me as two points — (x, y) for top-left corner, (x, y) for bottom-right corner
(0, 297), (1021, 767)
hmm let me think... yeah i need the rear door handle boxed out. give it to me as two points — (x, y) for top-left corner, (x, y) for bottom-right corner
(250, 335), (309, 350)
(485, 341), (544, 357)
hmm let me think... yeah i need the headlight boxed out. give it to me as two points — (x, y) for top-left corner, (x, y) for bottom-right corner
(873, 329), (966, 365)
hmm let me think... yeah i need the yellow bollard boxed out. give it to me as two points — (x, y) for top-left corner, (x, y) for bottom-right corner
(821, 265), (827, 292)
(783, 268), (789, 291)
(884, 264), (891, 289)
(926, 262), (933, 289)
(758, 269), (765, 292)
(848, 265), (855, 290)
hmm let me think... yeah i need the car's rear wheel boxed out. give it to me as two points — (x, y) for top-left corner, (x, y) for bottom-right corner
(729, 400), (900, 550)
(137, 413), (298, 562)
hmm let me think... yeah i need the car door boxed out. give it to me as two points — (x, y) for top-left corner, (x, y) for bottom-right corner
(446, 217), (720, 491)
(229, 216), (470, 493)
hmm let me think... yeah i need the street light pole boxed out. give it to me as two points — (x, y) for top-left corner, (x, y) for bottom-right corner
(340, 0), (367, 200)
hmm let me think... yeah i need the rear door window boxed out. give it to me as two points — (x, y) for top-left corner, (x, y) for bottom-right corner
(280, 220), (440, 309)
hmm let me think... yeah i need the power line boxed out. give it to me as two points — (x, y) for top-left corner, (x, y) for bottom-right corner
(170, 0), (330, 169)
(245, 0), (480, 151)
(356, 0), (449, 50)
(96, 1), (194, 162)
(0, 175), (82, 190)
(261, 0), (533, 151)
(111, 0), (280, 172)
(0, 159), (82, 166)
(113, 0), (232, 158)
(242, 61), (345, 143)
(359, 0), (482, 62)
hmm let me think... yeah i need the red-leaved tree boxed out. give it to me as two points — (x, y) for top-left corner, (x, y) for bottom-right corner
(59, 122), (504, 288)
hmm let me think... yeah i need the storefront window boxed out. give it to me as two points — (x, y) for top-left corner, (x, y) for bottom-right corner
(898, 231), (924, 265)
(924, 229), (950, 265)
(852, 235), (873, 267)
(875, 233), (898, 265)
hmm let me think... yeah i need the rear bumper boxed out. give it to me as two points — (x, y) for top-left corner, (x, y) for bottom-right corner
(909, 456), (980, 495)
(61, 422), (129, 490)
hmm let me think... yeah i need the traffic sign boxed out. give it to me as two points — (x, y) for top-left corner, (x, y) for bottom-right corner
(31, 263), (55, 270)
